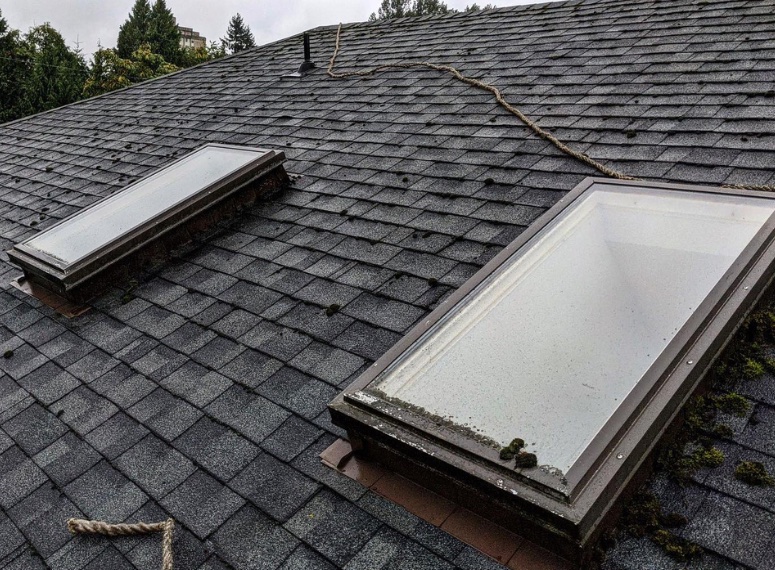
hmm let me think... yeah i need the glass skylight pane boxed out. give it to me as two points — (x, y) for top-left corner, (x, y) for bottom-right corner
(26, 146), (263, 265)
(373, 185), (775, 474)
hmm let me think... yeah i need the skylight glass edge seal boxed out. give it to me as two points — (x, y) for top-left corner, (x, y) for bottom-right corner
(331, 390), (584, 528)
(345, 388), (572, 500)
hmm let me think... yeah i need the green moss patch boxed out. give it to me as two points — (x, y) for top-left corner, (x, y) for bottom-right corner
(514, 452), (538, 468)
(499, 438), (525, 460)
(734, 461), (775, 486)
(743, 358), (765, 379)
(712, 393), (750, 417)
(620, 491), (700, 560)
(651, 529), (702, 561)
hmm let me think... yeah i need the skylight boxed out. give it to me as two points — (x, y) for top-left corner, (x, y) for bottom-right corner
(8, 144), (286, 300)
(330, 178), (775, 563)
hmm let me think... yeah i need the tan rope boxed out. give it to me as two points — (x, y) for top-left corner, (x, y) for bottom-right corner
(68, 518), (174, 570)
(327, 24), (634, 181)
(326, 24), (775, 192)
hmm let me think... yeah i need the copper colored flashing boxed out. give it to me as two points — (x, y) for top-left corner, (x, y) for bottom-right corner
(321, 438), (571, 570)
(507, 542), (573, 570)
(10, 276), (89, 318)
(441, 508), (521, 564)
(373, 471), (457, 526)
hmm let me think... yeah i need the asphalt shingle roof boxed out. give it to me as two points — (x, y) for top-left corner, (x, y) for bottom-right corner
(1, 0), (775, 568)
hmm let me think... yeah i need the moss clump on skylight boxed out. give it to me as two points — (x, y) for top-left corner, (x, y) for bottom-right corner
(734, 461), (775, 486)
(499, 438), (538, 469)
(499, 438), (525, 460)
(513, 452), (538, 469)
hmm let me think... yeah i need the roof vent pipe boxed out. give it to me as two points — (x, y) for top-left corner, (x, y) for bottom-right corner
(284, 32), (316, 78)
(300, 33), (315, 73)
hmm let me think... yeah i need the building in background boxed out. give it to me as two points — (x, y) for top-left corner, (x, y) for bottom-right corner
(178, 26), (206, 49)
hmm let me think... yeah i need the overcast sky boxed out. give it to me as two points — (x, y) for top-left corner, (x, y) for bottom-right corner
(2, 0), (540, 61)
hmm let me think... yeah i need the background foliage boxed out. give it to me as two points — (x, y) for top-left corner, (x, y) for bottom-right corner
(0, 1), (239, 123)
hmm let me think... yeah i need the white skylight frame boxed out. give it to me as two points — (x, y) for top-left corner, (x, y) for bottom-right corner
(330, 177), (775, 557)
(8, 144), (284, 297)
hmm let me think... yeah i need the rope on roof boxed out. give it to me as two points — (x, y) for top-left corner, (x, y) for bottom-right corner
(327, 24), (775, 193)
(67, 518), (174, 570)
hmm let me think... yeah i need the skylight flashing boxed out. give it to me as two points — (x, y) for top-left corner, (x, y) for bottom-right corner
(329, 178), (775, 564)
(8, 143), (287, 302)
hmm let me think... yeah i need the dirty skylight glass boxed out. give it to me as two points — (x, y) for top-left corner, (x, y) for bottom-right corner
(25, 145), (266, 266)
(371, 184), (775, 474)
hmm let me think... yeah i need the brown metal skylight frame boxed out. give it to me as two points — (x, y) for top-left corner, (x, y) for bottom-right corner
(8, 143), (285, 300)
(329, 177), (775, 563)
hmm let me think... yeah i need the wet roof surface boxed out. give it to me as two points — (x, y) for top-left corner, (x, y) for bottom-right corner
(1, 0), (775, 568)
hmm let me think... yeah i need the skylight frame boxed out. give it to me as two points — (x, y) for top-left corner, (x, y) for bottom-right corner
(330, 177), (775, 556)
(8, 143), (284, 297)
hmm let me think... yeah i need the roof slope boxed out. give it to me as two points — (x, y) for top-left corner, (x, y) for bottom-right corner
(0, 0), (775, 568)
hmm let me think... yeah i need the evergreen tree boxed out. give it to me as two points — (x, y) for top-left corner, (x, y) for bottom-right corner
(84, 44), (178, 98)
(370, 0), (409, 21)
(221, 13), (255, 54)
(412, 0), (453, 16)
(0, 9), (29, 123)
(465, 3), (496, 10)
(148, 0), (181, 65)
(369, 0), (453, 20)
(22, 24), (87, 116)
(117, 0), (152, 59)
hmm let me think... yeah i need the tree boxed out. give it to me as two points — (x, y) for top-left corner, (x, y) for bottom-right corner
(179, 41), (226, 67)
(369, 0), (495, 20)
(83, 43), (178, 98)
(117, 0), (152, 58)
(117, 0), (181, 64)
(22, 24), (87, 116)
(0, 9), (29, 123)
(413, 0), (453, 16)
(148, 0), (181, 65)
(221, 13), (255, 54)
(369, 0), (453, 20)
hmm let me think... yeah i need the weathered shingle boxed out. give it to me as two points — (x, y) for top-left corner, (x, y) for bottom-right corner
(2, 0), (775, 568)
